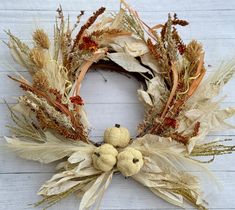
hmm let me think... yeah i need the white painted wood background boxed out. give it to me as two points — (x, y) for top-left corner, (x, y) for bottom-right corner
(0, 0), (235, 209)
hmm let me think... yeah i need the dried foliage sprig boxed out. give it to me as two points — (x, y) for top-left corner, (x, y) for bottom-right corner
(72, 7), (106, 50)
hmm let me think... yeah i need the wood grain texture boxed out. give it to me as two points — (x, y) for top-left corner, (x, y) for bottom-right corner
(0, 10), (235, 40)
(0, 0), (235, 209)
(0, 172), (235, 210)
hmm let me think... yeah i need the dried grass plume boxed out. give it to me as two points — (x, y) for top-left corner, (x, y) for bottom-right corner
(33, 29), (50, 49)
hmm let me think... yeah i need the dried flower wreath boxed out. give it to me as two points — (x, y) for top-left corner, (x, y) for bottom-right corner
(3, 1), (235, 209)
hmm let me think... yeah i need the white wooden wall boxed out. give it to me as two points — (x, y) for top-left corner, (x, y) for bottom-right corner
(0, 0), (235, 209)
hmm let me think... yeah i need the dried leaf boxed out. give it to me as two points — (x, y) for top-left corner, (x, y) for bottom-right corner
(79, 171), (113, 210)
(107, 52), (149, 73)
(140, 52), (160, 73)
(137, 89), (153, 106)
(109, 36), (148, 57)
(5, 132), (93, 164)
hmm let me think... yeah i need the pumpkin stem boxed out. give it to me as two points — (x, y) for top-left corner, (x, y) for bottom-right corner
(94, 152), (100, 157)
(133, 158), (139, 163)
(115, 124), (120, 128)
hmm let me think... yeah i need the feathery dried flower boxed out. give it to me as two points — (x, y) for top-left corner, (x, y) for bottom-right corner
(184, 40), (203, 62)
(33, 70), (49, 91)
(33, 29), (50, 49)
(147, 38), (161, 60)
(29, 48), (46, 69)
(172, 27), (186, 55)
(79, 36), (98, 52)
(70, 95), (84, 105)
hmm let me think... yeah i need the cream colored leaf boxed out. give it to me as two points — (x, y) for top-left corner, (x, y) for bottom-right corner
(109, 36), (148, 57)
(79, 171), (113, 210)
(147, 77), (168, 108)
(41, 180), (80, 196)
(38, 167), (101, 196)
(188, 59), (235, 104)
(68, 149), (94, 172)
(5, 137), (80, 164)
(137, 89), (153, 106)
(110, 9), (125, 29)
(130, 134), (213, 173)
(181, 106), (235, 133)
(151, 188), (184, 207)
(187, 128), (208, 154)
(107, 52), (150, 73)
(5, 132), (93, 164)
(42, 60), (71, 96)
(140, 53), (160, 74)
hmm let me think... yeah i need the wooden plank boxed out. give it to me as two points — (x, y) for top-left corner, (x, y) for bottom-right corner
(0, 172), (234, 209)
(1, 38), (235, 73)
(1, 1), (235, 209)
(0, 103), (144, 137)
(1, 136), (234, 173)
(1, 70), (235, 104)
(1, 0), (235, 11)
(0, 71), (142, 104)
(0, 136), (100, 174)
(0, 10), (235, 40)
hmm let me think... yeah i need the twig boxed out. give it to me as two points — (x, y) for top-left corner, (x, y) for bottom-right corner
(160, 62), (178, 118)
(73, 50), (107, 96)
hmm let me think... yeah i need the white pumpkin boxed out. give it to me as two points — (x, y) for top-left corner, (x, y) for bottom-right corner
(104, 124), (130, 147)
(117, 147), (144, 177)
(92, 143), (118, 172)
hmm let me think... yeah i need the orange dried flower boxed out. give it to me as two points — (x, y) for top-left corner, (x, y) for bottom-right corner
(164, 117), (178, 129)
(79, 36), (98, 52)
(70, 95), (84, 105)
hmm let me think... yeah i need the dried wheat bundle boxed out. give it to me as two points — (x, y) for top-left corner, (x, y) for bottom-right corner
(3, 1), (235, 209)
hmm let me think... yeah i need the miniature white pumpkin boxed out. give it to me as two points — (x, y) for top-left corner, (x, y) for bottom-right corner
(104, 124), (130, 147)
(92, 143), (118, 172)
(117, 147), (144, 177)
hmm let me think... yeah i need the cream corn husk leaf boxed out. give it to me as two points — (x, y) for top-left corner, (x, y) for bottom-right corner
(42, 60), (71, 96)
(137, 89), (153, 106)
(130, 134), (213, 209)
(5, 132), (94, 164)
(107, 52), (150, 73)
(140, 52), (161, 74)
(189, 58), (235, 103)
(109, 36), (148, 57)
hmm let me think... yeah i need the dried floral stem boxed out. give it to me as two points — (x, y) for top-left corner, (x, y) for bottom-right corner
(161, 63), (178, 118)
(8, 75), (89, 143)
(148, 63), (178, 135)
(186, 53), (205, 98)
(74, 51), (107, 96)
(72, 7), (106, 51)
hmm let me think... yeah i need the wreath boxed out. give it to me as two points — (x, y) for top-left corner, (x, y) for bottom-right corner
(4, 1), (235, 209)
